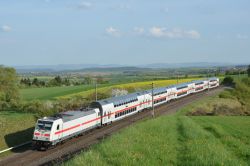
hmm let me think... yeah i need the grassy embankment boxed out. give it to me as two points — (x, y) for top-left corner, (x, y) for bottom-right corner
(0, 111), (36, 158)
(64, 78), (250, 165)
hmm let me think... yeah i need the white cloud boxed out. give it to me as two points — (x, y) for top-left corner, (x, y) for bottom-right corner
(111, 4), (131, 11)
(185, 30), (201, 39)
(236, 34), (248, 40)
(105, 27), (121, 37)
(1, 25), (12, 32)
(77, 2), (93, 10)
(134, 27), (145, 35)
(149, 27), (200, 39)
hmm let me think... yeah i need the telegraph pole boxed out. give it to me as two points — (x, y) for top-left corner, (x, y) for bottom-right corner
(177, 74), (179, 84)
(207, 69), (209, 92)
(95, 82), (97, 101)
(151, 82), (155, 118)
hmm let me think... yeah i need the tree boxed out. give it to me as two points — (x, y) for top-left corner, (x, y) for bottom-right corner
(0, 66), (19, 102)
(248, 65), (250, 77)
(32, 78), (39, 86)
(222, 76), (234, 86)
(84, 76), (92, 85)
(55, 76), (62, 84)
(96, 76), (105, 84)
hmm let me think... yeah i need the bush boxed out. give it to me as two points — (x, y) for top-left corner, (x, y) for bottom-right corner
(219, 90), (236, 99)
(212, 104), (244, 115)
(222, 76), (234, 86)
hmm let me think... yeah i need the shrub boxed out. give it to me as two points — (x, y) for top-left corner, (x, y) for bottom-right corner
(219, 90), (236, 99)
(222, 76), (234, 86)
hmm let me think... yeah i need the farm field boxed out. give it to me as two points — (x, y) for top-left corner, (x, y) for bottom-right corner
(0, 111), (36, 158)
(64, 96), (250, 166)
(59, 78), (195, 99)
(20, 84), (109, 100)
(20, 78), (197, 100)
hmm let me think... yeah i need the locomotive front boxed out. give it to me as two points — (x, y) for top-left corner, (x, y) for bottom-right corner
(32, 118), (54, 150)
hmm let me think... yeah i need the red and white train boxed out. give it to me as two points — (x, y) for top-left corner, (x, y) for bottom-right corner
(32, 77), (219, 149)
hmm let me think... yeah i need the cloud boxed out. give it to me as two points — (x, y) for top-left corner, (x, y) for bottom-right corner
(110, 4), (131, 11)
(105, 27), (121, 37)
(185, 30), (201, 39)
(77, 2), (93, 10)
(149, 27), (200, 39)
(1, 25), (12, 32)
(236, 34), (248, 40)
(134, 27), (145, 35)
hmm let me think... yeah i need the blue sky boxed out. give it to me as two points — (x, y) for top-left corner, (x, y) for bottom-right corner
(0, 0), (249, 66)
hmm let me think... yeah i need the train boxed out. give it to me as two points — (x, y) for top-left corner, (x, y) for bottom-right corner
(32, 77), (219, 150)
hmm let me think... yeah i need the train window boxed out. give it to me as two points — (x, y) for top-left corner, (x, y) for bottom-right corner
(98, 112), (100, 116)
(57, 125), (59, 130)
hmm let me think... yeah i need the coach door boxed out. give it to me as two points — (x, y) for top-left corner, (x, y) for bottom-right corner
(55, 122), (63, 141)
(103, 111), (107, 124)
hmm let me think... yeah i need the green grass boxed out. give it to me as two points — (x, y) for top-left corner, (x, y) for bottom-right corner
(0, 111), (36, 158)
(64, 115), (250, 166)
(20, 84), (110, 100)
(64, 94), (250, 166)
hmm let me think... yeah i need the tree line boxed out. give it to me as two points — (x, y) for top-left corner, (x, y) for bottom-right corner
(19, 75), (108, 88)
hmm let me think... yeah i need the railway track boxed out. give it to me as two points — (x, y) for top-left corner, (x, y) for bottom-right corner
(0, 87), (224, 166)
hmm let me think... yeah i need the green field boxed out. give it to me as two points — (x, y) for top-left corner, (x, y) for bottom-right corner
(0, 111), (36, 158)
(20, 78), (197, 101)
(64, 96), (250, 166)
(59, 78), (195, 99)
(20, 84), (108, 100)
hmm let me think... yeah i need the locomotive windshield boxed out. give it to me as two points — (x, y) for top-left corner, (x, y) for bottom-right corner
(36, 120), (53, 131)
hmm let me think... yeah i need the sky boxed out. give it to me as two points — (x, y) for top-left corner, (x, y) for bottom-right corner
(0, 0), (250, 66)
